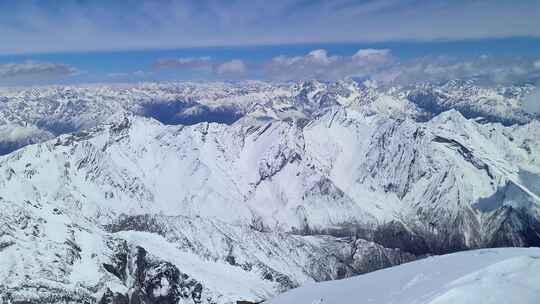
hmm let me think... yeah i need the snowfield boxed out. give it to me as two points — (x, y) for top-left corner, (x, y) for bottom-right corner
(270, 247), (540, 304)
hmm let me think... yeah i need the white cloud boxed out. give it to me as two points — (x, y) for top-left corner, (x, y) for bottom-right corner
(216, 59), (247, 75)
(534, 60), (540, 70)
(154, 57), (213, 70)
(269, 49), (338, 69)
(263, 48), (394, 80)
(151, 50), (540, 85)
(305, 49), (338, 65)
(0, 61), (78, 79)
(352, 49), (391, 63)
(107, 70), (152, 79)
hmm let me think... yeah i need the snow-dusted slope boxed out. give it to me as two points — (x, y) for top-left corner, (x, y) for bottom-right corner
(269, 247), (540, 304)
(2, 109), (538, 242)
(0, 115), (415, 303)
(0, 185), (412, 303)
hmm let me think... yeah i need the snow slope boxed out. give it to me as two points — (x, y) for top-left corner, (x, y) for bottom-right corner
(270, 247), (540, 304)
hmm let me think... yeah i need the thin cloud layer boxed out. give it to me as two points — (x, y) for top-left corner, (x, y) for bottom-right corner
(107, 70), (152, 79)
(1, 0), (539, 55)
(154, 57), (213, 70)
(0, 61), (78, 79)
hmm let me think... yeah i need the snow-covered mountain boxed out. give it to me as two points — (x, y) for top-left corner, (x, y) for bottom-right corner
(269, 247), (540, 304)
(0, 80), (536, 155)
(0, 79), (539, 303)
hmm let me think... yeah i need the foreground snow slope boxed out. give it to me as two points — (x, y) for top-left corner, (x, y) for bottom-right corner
(270, 247), (540, 304)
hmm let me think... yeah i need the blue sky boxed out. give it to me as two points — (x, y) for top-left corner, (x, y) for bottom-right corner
(0, 0), (539, 85)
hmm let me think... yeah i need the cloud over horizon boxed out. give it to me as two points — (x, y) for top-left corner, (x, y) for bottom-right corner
(262, 48), (395, 80)
(151, 48), (395, 81)
(0, 61), (79, 84)
(151, 49), (540, 85)
(1, 48), (540, 87)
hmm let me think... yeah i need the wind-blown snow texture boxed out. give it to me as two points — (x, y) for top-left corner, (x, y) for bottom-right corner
(270, 247), (540, 304)
(0, 79), (539, 303)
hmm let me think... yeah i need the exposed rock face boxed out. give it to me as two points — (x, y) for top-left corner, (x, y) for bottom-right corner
(119, 246), (203, 304)
(106, 214), (414, 286)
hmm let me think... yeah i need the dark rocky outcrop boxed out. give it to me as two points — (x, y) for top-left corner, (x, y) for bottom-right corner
(100, 245), (210, 304)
